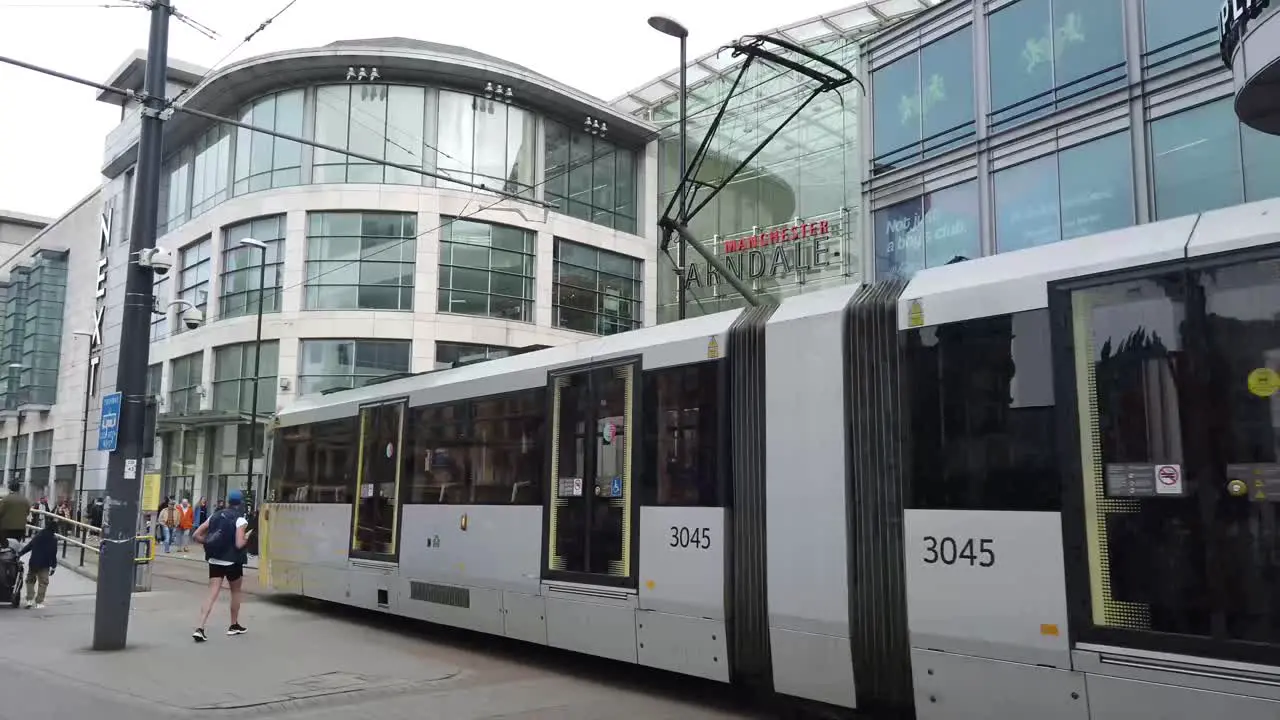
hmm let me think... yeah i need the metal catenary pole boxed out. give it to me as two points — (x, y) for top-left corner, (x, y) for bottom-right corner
(676, 34), (688, 321)
(92, 0), (170, 652)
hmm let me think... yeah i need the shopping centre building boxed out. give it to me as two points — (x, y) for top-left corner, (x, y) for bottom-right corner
(2, 37), (657, 505)
(619, 0), (1274, 319)
(4, 0), (1274, 505)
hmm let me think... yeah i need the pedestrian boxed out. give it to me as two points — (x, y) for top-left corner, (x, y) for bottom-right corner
(177, 498), (194, 555)
(194, 497), (208, 527)
(158, 499), (176, 553)
(17, 520), (57, 609)
(192, 490), (252, 642)
(0, 481), (30, 546)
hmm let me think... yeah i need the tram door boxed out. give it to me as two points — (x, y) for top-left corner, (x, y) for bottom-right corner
(545, 361), (637, 586)
(1066, 254), (1280, 662)
(350, 399), (406, 560)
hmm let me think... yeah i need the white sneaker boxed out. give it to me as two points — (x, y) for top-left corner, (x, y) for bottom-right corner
(33, 603), (44, 610)
(24, 601), (32, 609)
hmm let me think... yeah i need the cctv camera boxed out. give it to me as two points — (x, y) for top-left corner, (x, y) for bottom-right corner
(138, 247), (175, 276)
(181, 307), (205, 330)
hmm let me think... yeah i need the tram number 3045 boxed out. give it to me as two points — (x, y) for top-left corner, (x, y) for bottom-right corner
(922, 536), (995, 567)
(670, 526), (712, 550)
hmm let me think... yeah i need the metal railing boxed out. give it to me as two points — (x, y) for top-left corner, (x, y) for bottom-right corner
(23, 508), (156, 569)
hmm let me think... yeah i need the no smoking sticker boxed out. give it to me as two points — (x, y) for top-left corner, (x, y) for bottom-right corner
(1155, 464), (1183, 495)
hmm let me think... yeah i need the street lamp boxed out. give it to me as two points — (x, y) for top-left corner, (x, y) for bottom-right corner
(71, 330), (94, 519)
(238, 237), (269, 511)
(647, 14), (690, 320)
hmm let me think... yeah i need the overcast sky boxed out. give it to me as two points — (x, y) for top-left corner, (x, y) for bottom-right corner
(0, 0), (852, 219)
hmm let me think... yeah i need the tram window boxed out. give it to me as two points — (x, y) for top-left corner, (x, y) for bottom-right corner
(274, 418), (358, 504)
(643, 363), (720, 507)
(405, 389), (545, 505)
(906, 310), (1060, 511)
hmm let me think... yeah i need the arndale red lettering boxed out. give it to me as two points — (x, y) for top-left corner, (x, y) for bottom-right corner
(723, 219), (830, 254)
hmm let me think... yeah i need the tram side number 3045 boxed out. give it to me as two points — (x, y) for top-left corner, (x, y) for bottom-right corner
(670, 526), (712, 550)
(922, 536), (995, 567)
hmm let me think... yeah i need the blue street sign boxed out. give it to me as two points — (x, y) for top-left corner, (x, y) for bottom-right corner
(98, 391), (122, 452)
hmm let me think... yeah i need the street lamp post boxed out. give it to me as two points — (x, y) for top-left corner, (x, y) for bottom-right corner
(238, 237), (269, 511)
(71, 330), (95, 520)
(6, 362), (23, 493)
(648, 14), (690, 321)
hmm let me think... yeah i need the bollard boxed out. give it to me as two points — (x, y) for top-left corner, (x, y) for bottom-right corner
(133, 536), (154, 593)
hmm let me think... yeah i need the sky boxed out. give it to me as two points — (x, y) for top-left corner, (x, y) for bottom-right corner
(0, 0), (854, 219)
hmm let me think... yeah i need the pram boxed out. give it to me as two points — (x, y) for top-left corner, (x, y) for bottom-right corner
(0, 537), (24, 608)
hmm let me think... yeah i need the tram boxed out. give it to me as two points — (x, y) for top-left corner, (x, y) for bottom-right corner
(261, 195), (1280, 719)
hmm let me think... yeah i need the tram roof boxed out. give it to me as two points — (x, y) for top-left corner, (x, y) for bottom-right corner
(897, 196), (1280, 330)
(276, 306), (745, 428)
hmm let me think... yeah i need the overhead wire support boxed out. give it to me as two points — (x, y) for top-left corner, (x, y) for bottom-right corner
(0, 53), (555, 209)
(655, 32), (861, 309)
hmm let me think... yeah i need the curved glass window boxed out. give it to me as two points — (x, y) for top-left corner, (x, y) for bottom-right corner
(988, 0), (1126, 131)
(176, 237), (212, 334)
(190, 124), (231, 217)
(438, 218), (535, 322)
(305, 211), (416, 311)
(995, 131), (1134, 253)
(437, 90), (537, 195)
(233, 89), (303, 195)
(545, 120), (637, 233)
(314, 85), (432, 185)
(157, 149), (191, 236)
(297, 339), (411, 395)
(212, 341), (279, 414)
(169, 351), (203, 415)
(434, 341), (514, 369)
(220, 215), (285, 320)
(874, 181), (980, 280)
(553, 238), (643, 335)
(872, 27), (975, 173)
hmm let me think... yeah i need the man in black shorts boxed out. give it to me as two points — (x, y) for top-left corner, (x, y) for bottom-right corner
(191, 489), (252, 642)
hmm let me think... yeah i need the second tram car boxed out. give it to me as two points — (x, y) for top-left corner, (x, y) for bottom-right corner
(261, 196), (1280, 719)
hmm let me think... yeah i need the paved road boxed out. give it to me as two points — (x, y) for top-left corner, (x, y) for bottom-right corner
(0, 559), (764, 719)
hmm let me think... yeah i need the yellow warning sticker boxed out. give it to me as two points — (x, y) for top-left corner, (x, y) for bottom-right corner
(1248, 368), (1280, 398)
(707, 337), (721, 359)
(908, 299), (924, 328)
(1228, 479), (1248, 497)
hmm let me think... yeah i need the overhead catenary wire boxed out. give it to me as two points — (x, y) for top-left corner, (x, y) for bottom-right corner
(171, 0), (302, 107)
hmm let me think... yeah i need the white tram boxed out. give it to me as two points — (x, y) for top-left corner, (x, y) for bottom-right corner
(262, 196), (1280, 719)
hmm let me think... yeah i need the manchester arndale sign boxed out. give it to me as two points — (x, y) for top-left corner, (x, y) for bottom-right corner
(1221, 0), (1273, 66)
(683, 218), (838, 290)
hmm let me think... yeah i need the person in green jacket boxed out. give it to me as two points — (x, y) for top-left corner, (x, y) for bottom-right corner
(0, 481), (31, 545)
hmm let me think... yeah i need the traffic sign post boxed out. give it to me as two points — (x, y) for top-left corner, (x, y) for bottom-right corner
(98, 391), (122, 452)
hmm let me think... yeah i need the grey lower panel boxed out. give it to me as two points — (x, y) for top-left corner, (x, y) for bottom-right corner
(910, 649), (1088, 720)
(1087, 674), (1280, 720)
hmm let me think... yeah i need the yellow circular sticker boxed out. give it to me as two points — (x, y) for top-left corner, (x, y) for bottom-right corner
(1249, 368), (1280, 398)
(1228, 479), (1248, 498)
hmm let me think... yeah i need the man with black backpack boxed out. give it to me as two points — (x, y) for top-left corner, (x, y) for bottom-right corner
(191, 490), (253, 642)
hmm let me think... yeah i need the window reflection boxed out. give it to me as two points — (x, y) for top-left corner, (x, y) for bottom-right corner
(234, 90), (303, 195)
(872, 27), (975, 172)
(906, 310), (1059, 511)
(406, 390), (545, 505)
(434, 342), (515, 369)
(305, 211), (416, 311)
(995, 131), (1133, 253)
(220, 215), (285, 320)
(545, 120), (637, 233)
(296, 339), (411, 395)
(314, 85), (431, 185)
(1142, 0), (1223, 70)
(1151, 99), (1243, 220)
(645, 363), (720, 507)
(437, 90), (536, 195)
(437, 218), (535, 322)
(987, 0), (1125, 130)
(274, 419), (358, 504)
(553, 239), (643, 335)
(874, 181), (980, 280)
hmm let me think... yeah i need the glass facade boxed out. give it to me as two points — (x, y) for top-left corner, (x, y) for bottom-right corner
(152, 84), (639, 239)
(861, 0), (1280, 281)
(305, 211), (417, 311)
(642, 35), (862, 321)
(176, 237), (211, 333)
(986, 0), (1125, 130)
(552, 239), (642, 335)
(437, 218), (535, 322)
(872, 26), (975, 173)
(212, 341), (279, 414)
(220, 215), (285, 319)
(0, 251), (67, 408)
(544, 119), (636, 232)
(297, 339), (411, 395)
(168, 352), (203, 415)
(151, 275), (169, 342)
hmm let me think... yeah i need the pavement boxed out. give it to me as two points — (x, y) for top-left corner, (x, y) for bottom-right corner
(0, 556), (765, 720)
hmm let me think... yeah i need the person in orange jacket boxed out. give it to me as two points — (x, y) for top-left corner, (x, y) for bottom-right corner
(177, 498), (195, 555)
